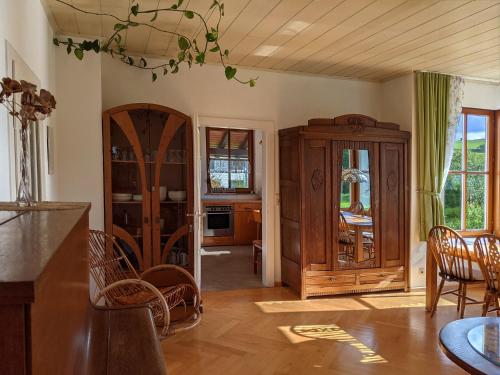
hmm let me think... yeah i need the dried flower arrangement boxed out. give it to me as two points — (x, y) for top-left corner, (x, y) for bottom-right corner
(0, 78), (56, 206)
(53, 0), (258, 86)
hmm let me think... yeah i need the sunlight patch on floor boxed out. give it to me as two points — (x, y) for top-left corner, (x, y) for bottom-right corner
(200, 248), (231, 256)
(255, 298), (370, 313)
(358, 292), (456, 310)
(279, 324), (388, 364)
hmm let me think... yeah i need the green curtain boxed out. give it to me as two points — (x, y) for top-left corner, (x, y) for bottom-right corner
(416, 72), (450, 240)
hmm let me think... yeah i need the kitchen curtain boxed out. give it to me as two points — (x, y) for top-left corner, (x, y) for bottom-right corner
(417, 72), (465, 240)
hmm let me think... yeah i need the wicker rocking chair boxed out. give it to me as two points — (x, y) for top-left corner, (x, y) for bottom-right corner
(89, 229), (201, 339)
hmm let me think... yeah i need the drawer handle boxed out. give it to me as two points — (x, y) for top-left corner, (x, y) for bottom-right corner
(328, 276), (336, 281)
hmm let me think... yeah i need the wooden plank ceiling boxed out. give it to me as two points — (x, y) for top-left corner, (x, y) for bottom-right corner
(44, 0), (500, 82)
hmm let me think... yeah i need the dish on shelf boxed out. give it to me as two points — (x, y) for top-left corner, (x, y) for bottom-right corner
(132, 194), (143, 201)
(112, 193), (132, 201)
(168, 190), (186, 201)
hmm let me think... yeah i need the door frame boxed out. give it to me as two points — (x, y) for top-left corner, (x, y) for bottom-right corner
(194, 114), (276, 287)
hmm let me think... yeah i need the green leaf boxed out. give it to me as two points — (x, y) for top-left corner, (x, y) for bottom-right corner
(152, 72), (157, 82)
(66, 44), (72, 54)
(225, 66), (237, 80)
(150, 11), (158, 21)
(224, 49), (229, 57)
(68, 38), (73, 46)
(209, 45), (219, 53)
(92, 40), (100, 53)
(195, 52), (205, 64)
(210, 0), (218, 10)
(127, 56), (134, 65)
(221, 3), (224, 16)
(131, 4), (139, 16)
(163, 68), (168, 75)
(140, 57), (147, 67)
(184, 10), (194, 19)
(128, 21), (139, 27)
(249, 79), (256, 87)
(52, 38), (59, 46)
(178, 0), (184, 6)
(172, 65), (179, 74)
(178, 51), (185, 62)
(114, 23), (128, 31)
(74, 48), (84, 60)
(178, 36), (190, 50)
(169, 59), (175, 68)
(205, 32), (217, 42)
(170, 4), (178, 10)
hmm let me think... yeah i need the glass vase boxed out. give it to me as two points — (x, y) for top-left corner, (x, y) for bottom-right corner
(16, 124), (33, 207)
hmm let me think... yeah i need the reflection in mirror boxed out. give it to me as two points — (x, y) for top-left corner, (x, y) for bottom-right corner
(338, 149), (375, 270)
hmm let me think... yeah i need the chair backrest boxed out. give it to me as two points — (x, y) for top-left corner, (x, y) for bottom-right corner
(474, 234), (500, 291)
(339, 212), (352, 243)
(428, 226), (474, 280)
(348, 201), (364, 215)
(89, 230), (141, 303)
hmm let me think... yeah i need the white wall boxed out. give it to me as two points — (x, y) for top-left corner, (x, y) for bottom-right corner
(54, 47), (103, 229)
(463, 80), (500, 109)
(0, 0), (56, 201)
(102, 56), (382, 126)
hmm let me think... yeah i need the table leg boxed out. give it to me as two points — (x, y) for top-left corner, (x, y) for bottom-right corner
(355, 229), (364, 263)
(426, 246), (437, 312)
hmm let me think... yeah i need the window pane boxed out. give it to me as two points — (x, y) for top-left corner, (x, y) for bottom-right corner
(230, 160), (249, 188)
(358, 150), (370, 209)
(208, 129), (229, 190)
(209, 159), (229, 189)
(450, 114), (463, 171)
(444, 174), (462, 230)
(340, 181), (350, 209)
(466, 114), (487, 172)
(342, 149), (351, 169)
(466, 174), (487, 230)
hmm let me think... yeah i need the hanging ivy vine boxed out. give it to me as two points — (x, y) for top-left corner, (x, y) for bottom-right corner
(52, 0), (257, 86)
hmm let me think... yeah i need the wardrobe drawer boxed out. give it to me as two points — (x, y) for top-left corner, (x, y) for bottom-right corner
(358, 269), (404, 285)
(306, 273), (356, 287)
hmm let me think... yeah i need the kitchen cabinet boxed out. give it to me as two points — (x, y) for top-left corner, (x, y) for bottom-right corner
(202, 200), (261, 246)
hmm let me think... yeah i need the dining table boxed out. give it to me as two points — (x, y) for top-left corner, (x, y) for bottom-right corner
(341, 210), (373, 263)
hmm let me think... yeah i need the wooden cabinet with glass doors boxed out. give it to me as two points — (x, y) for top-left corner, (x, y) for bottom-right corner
(102, 103), (194, 273)
(279, 114), (410, 299)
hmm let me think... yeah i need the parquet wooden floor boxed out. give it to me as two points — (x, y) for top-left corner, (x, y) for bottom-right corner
(162, 287), (487, 374)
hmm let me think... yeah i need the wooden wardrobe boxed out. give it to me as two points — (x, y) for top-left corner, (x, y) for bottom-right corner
(279, 114), (410, 299)
(102, 103), (194, 273)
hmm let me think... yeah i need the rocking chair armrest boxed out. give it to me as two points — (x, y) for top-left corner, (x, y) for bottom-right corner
(93, 278), (170, 337)
(140, 265), (201, 309)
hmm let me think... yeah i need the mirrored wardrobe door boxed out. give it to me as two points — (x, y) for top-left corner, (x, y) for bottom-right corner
(334, 142), (378, 271)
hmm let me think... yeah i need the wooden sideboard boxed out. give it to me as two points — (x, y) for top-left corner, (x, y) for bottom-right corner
(0, 204), (167, 374)
(202, 200), (261, 247)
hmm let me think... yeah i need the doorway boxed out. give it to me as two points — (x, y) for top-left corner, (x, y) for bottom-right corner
(193, 116), (276, 291)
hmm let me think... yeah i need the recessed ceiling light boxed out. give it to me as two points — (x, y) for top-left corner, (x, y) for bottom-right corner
(281, 20), (310, 36)
(253, 45), (280, 57)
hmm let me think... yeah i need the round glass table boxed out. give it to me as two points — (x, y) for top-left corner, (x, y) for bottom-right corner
(439, 317), (500, 374)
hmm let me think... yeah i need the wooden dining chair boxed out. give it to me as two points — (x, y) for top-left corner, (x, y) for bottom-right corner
(339, 212), (355, 260)
(251, 209), (263, 274)
(89, 229), (201, 339)
(428, 226), (484, 318)
(474, 234), (500, 316)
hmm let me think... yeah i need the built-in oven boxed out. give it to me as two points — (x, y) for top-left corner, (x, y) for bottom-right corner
(204, 205), (234, 237)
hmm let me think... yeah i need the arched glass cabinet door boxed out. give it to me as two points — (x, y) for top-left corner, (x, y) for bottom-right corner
(103, 105), (152, 270)
(148, 105), (194, 271)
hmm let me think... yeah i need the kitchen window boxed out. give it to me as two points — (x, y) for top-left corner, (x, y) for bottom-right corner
(206, 127), (254, 194)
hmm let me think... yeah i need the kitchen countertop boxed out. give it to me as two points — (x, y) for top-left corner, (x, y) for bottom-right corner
(202, 194), (261, 202)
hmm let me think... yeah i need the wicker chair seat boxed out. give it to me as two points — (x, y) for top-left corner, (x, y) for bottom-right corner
(113, 283), (193, 308)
